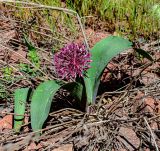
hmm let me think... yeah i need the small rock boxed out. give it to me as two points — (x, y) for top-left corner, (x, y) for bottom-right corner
(143, 97), (155, 113)
(150, 122), (158, 130)
(140, 72), (159, 85)
(134, 92), (159, 114)
(0, 115), (13, 130)
(118, 127), (140, 150)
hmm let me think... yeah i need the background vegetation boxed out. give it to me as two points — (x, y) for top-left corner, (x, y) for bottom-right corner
(30, 0), (160, 39)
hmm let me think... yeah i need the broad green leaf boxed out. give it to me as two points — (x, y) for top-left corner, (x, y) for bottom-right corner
(31, 80), (62, 132)
(14, 88), (29, 132)
(84, 36), (132, 104)
(135, 48), (154, 62)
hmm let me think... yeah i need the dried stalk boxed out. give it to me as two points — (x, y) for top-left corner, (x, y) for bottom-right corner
(0, 0), (89, 50)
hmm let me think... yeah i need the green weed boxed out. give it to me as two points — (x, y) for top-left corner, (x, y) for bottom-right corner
(0, 82), (9, 100)
(2, 67), (13, 80)
(29, 0), (159, 39)
(19, 36), (40, 76)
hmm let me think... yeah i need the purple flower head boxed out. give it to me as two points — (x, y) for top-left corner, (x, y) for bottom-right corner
(54, 43), (92, 80)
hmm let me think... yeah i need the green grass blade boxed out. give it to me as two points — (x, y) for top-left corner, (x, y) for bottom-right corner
(84, 36), (133, 104)
(14, 88), (30, 132)
(135, 48), (154, 62)
(24, 35), (36, 51)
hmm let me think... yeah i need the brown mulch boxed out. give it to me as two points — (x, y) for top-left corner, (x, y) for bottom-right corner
(0, 83), (160, 150)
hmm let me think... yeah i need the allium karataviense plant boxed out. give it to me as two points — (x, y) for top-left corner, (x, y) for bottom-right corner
(54, 43), (91, 80)
(14, 36), (133, 133)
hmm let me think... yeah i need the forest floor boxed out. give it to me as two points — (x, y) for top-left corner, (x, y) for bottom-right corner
(0, 2), (160, 151)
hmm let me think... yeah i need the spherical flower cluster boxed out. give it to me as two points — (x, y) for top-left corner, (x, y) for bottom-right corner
(54, 43), (91, 80)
